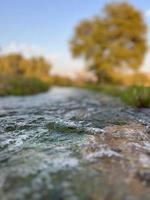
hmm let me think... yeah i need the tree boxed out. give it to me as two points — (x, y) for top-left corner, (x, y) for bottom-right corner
(29, 57), (50, 81)
(70, 2), (147, 82)
(0, 54), (51, 81)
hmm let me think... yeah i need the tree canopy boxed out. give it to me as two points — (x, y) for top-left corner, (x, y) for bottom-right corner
(70, 2), (147, 82)
(0, 54), (51, 81)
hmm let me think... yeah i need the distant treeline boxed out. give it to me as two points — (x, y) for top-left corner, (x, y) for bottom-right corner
(0, 54), (51, 82)
(0, 54), (51, 95)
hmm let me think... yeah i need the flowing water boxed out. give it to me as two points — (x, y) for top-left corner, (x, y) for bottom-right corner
(0, 87), (150, 200)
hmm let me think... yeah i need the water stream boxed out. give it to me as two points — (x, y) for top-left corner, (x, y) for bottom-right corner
(0, 87), (150, 200)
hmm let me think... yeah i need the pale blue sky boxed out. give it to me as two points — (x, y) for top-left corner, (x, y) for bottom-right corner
(0, 0), (150, 75)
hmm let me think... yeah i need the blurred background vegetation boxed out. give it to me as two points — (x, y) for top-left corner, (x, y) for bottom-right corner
(70, 2), (148, 84)
(0, 1), (149, 107)
(0, 54), (51, 95)
(70, 2), (150, 108)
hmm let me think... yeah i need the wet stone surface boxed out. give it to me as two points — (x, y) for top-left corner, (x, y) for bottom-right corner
(0, 87), (150, 200)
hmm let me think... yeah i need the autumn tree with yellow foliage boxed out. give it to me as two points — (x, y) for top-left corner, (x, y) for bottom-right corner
(70, 2), (147, 83)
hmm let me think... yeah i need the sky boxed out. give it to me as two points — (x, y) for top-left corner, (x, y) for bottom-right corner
(0, 0), (150, 76)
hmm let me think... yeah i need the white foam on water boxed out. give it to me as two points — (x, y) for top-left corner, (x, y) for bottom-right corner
(143, 142), (150, 152)
(139, 154), (150, 168)
(52, 157), (79, 169)
(85, 146), (122, 161)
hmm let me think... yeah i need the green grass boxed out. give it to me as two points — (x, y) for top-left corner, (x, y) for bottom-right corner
(83, 84), (150, 108)
(0, 76), (50, 96)
(121, 86), (150, 108)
